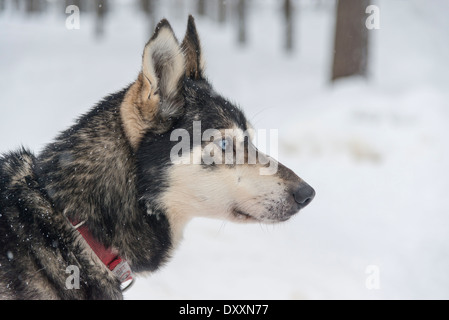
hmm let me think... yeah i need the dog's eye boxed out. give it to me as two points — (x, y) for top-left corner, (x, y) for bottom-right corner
(218, 139), (228, 151)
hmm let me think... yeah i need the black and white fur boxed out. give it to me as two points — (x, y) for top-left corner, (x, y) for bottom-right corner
(0, 16), (315, 300)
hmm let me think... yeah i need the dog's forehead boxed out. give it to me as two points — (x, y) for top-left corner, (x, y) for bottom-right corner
(186, 81), (248, 131)
(207, 99), (247, 131)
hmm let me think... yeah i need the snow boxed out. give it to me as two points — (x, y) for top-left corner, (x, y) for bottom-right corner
(1, 0), (448, 299)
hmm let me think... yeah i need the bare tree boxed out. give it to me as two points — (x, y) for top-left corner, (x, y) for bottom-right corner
(197, 0), (206, 16)
(65, 0), (84, 12)
(331, 0), (369, 81)
(25, 0), (45, 14)
(283, 0), (294, 52)
(218, 0), (226, 24)
(13, 0), (20, 10)
(236, 0), (247, 45)
(95, 0), (108, 38)
(173, 0), (185, 19)
(140, 0), (157, 36)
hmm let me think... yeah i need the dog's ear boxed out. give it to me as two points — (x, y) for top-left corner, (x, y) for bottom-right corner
(181, 15), (206, 80)
(142, 19), (185, 102)
(121, 19), (186, 149)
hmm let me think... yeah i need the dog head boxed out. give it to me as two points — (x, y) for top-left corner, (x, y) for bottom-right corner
(121, 16), (315, 228)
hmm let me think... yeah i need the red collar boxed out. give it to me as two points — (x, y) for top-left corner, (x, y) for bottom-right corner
(70, 220), (134, 288)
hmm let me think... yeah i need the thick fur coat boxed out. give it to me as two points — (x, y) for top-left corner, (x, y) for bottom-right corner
(0, 16), (314, 300)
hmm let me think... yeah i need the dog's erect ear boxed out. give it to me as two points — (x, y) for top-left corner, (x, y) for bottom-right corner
(121, 19), (186, 149)
(142, 19), (185, 101)
(181, 15), (206, 80)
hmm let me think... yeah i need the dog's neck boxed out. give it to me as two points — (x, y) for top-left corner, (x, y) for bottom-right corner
(36, 88), (186, 274)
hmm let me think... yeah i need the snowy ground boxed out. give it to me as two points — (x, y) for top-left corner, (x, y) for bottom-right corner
(1, 0), (448, 299)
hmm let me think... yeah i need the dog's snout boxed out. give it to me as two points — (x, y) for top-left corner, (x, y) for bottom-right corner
(293, 183), (315, 209)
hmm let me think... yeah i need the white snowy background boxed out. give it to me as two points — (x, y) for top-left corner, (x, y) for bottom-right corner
(1, 0), (448, 299)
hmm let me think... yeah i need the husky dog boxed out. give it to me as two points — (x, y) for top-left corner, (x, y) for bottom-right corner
(0, 16), (315, 299)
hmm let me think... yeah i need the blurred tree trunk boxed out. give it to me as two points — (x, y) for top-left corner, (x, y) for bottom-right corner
(25, 0), (44, 13)
(95, 0), (107, 38)
(283, 0), (294, 52)
(66, 0), (84, 12)
(197, 0), (206, 16)
(218, 0), (226, 24)
(237, 0), (246, 45)
(174, 0), (184, 19)
(13, 0), (20, 10)
(140, 0), (156, 36)
(331, 0), (369, 81)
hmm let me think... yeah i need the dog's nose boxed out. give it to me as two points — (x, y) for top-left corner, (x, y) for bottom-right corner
(293, 182), (315, 209)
